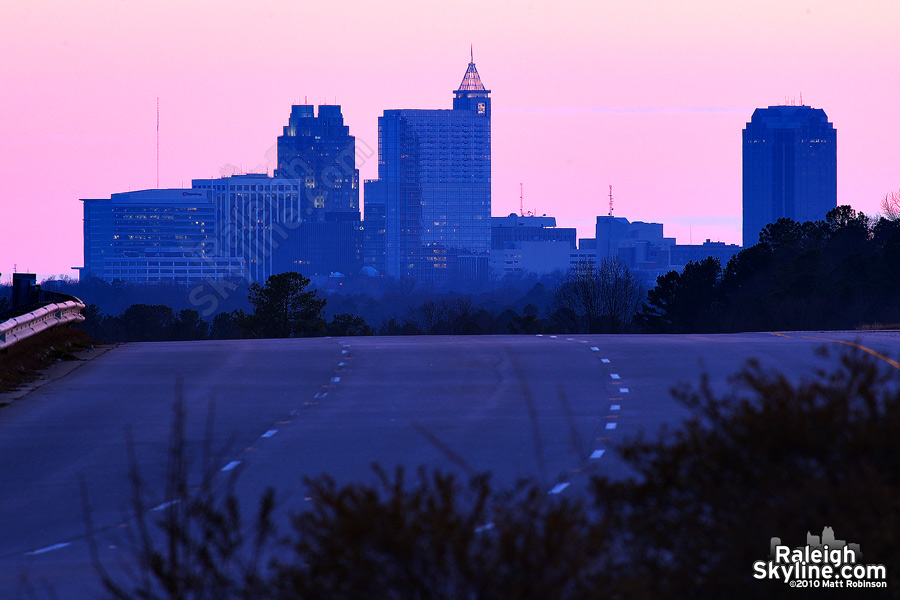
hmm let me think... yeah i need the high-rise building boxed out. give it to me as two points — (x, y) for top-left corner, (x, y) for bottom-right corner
(742, 105), (837, 247)
(274, 104), (360, 222)
(273, 104), (363, 277)
(365, 52), (491, 285)
(79, 188), (244, 284)
(192, 174), (303, 283)
(192, 105), (364, 282)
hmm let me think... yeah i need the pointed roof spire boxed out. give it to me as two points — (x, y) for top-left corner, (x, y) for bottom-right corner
(457, 46), (486, 92)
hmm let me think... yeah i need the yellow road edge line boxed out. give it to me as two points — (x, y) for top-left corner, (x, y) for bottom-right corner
(774, 332), (900, 371)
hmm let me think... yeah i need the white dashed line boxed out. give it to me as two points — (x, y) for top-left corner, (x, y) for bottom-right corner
(610, 373), (620, 380)
(261, 429), (278, 439)
(605, 422), (617, 430)
(314, 392), (322, 398)
(590, 346), (600, 351)
(331, 377), (341, 383)
(566, 337), (575, 341)
(548, 482), (570, 494)
(536, 334), (543, 337)
(590, 449), (606, 459)
(26, 542), (71, 556)
(610, 404), (621, 411)
(221, 461), (241, 472)
(601, 358), (610, 363)
(549, 335), (557, 339)
(619, 388), (629, 393)
(475, 522), (496, 533)
(151, 499), (181, 512)
(341, 350), (349, 355)
(338, 362), (346, 367)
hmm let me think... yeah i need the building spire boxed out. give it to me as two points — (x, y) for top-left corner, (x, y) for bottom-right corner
(457, 47), (486, 92)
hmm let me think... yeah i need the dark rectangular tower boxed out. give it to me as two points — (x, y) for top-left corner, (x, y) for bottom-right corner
(365, 52), (491, 286)
(273, 104), (363, 276)
(742, 105), (837, 247)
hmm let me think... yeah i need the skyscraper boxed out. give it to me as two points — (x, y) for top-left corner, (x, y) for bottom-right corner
(366, 51), (491, 285)
(274, 104), (360, 222)
(272, 104), (364, 278)
(742, 105), (837, 247)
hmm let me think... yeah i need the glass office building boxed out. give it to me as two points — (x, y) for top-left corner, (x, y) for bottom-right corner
(80, 188), (244, 284)
(366, 54), (491, 285)
(274, 104), (360, 222)
(742, 105), (837, 247)
(192, 174), (303, 283)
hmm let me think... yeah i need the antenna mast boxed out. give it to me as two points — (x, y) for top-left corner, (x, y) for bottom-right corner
(156, 97), (160, 188)
(608, 184), (614, 216)
(520, 183), (524, 217)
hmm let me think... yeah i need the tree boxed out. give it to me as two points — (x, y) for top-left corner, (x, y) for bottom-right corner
(636, 257), (722, 333)
(552, 258), (643, 333)
(247, 272), (326, 338)
(326, 313), (375, 336)
(880, 187), (900, 221)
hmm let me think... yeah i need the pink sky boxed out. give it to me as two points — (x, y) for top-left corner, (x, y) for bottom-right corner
(1, 0), (898, 279)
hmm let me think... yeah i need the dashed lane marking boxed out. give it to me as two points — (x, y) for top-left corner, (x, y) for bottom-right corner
(611, 404), (621, 411)
(261, 429), (278, 438)
(610, 373), (620, 380)
(26, 543), (71, 556)
(221, 461), (241, 472)
(601, 358), (610, 363)
(619, 388), (629, 393)
(548, 482), (570, 494)
(605, 422), (617, 430)
(590, 346), (600, 351)
(590, 449), (606, 459)
(151, 499), (181, 512)
(331, 377), (341, 383)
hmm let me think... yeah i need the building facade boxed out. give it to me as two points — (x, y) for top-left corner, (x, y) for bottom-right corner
(80, 188), (244, 284)
(365, 53), (491, 285)
(742, 105), (837, 247)
(192, 174), (303, 283)
(274, 104), (360, 222)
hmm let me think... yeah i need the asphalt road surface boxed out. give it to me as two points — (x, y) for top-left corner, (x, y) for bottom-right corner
(2, 331), (899, 598)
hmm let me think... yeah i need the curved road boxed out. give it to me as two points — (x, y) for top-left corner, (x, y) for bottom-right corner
(2, 331), (899, 597)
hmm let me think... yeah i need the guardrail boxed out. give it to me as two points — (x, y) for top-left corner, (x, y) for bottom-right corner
(0, 300), (86, 351)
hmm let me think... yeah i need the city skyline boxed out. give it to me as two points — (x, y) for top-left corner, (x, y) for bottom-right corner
(2, 0), (899, 278)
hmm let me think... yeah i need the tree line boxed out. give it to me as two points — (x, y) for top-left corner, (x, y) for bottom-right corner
(78, 273), (374, 342)
(639, 206), (900, 333)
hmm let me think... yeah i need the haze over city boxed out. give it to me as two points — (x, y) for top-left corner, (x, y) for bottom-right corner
(1, 0), (898, 278)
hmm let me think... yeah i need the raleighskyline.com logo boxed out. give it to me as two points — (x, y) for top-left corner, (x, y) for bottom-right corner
(753, 527), (887, 589)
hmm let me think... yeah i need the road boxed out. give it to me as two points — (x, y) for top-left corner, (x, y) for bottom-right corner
(1, 331), (899, 597)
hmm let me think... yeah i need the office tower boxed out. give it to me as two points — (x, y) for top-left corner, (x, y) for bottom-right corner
(274, 104), (360, 222)
(273, 104), (363, 277)
(366, 52), (491, 285)
(192, 174), (303, 283)
(80, 188), (244, 284)
(742, 105), (837, 247)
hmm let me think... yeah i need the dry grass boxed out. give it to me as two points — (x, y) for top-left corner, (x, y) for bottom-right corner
(0, 326), (94, 393)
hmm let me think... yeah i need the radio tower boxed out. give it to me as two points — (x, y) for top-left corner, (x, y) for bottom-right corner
(608, 184), (614, 216)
